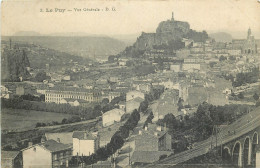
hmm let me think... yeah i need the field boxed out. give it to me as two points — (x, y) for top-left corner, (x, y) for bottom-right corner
(1, 108), (73, 131)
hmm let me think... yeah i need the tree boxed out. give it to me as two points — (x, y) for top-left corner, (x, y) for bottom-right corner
(253, 93), (259, 101)
(238, 92), (244, 99)
(209, 62), (217, 68)
(35, 71), (50, 82)
(219, 55), (227, 62)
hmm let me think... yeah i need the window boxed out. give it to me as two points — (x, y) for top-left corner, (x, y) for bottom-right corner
(54, 154), (57, 160)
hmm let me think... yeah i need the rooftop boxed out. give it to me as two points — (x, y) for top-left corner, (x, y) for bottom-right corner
(45, 132), (73, 144)
(131, 151), (172, 163)
(72, 131), (97, 140)
(40, 140), (72, 152)
(1, 151), (20, 159)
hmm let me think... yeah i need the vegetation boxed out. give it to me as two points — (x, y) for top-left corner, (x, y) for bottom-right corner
(143, 112), (154, 128)
(20, 94), (45, 101)
(69, 109), (140, 166)
(232, 67), (259, 87)
(2, 97), (100, 119)
(157, 102), (252, 152)
(253, 93), (259, 101)
(185, 30), (208, 43)
(34, 71), (50, 82)
(219, 55), (227, 62)
(35, 116), (82, 128)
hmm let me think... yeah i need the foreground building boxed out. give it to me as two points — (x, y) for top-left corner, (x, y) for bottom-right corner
(102, 108), (125, 127)
(1, 151), (22, 168)
(22, 140), (72, 168)
(72, 131), (99, 156)
(131, 123), (172, 164)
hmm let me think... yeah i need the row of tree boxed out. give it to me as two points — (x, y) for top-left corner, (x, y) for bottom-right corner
(69, 109), (140, 166)
(69, 87), (165, 166)
(1, 97), (100, 119)
(232, 67), (259, 87)
(156, 102), (252, 152)
(35, 116), (82, 128)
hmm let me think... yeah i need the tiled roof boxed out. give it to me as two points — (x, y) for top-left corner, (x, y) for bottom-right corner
(127, 97), (144, 103)
(131, 151), (172, 163)
(47, 86), (100, 93)
(72, 131), (97, 140)
(45, 132), (73, 144)
(1, 151), (20, 159)
(40, 140), (72, 152)
(103, 108), (125, 116)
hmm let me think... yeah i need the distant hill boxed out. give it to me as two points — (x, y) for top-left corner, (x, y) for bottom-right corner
(13, 31), (42, 36)
(111, 33), (140, 46)
(3, 35), (127, 60)
(209, 32), (233, 43)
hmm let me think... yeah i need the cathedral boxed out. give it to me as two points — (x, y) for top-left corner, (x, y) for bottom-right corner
(243, 28), (257, 54)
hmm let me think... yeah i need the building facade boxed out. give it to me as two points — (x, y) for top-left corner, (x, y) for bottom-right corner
(72, 131), (99, 156)
(22, 140), (72, 168)
(102, 108), (125, 127)
(45, 87), (101, 104)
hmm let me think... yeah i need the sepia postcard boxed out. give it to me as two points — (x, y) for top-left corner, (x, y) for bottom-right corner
(1, 0), (260, 167)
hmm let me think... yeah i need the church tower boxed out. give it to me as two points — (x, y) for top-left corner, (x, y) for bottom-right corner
(247, 27), (251, 39)
(171, 12), (174, 21)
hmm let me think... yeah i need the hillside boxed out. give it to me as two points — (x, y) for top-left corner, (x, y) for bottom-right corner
(209, 32), (233, 43)
(2, 36), (127, 60)
(1, 47), (31, 82)
(1, 40), (91, 70)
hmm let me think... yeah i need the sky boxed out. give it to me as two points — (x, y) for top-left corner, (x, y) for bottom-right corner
(1, 0), (260, 38)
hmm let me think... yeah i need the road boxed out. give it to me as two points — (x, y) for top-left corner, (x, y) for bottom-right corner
(146, 106), (260, 167)
(38, 118), (99, 130)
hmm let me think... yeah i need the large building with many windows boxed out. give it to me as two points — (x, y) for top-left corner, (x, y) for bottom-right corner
(45, 87), (102, 104)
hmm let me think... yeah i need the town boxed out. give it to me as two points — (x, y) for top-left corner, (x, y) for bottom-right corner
(1, 12), (260, 168)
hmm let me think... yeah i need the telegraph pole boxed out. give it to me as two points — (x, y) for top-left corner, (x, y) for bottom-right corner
(129, 143), (131, 165)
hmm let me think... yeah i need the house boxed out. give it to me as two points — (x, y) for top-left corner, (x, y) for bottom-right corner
(131, 124), (172, 164)
(182, 63), (201, 71)
(22, 140), (72, 168)
(131, 151), (171, 164)
(60, 98), (80, 106)
(118, 101), (126, 111)
(102, 109), (125, 127)
(63, 75), (71, 81)
(108, 92), (121, 102)
(1, 85), (10, 99)
(72, 131), (99, 156)
(1, 151), (22, 168)
(170, 64), (181, 72)
(45, 132), (73, 144)
(126, 97), (144, 113)
(126, 90), (145, 102)
(135, 124), (172, 151)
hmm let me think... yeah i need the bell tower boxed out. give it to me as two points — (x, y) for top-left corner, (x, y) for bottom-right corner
(247, 27), (251, 39)
(171, 12), (174, 21)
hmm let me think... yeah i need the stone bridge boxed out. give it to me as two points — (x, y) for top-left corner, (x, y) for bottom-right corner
(222, 126), (259, 167)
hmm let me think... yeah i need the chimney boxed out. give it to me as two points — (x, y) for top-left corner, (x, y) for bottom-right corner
(144, 126), (148, 131)
(28, 142), (33, 147)
(157, 125), (162, 131)
(164, 123), (167, 131)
